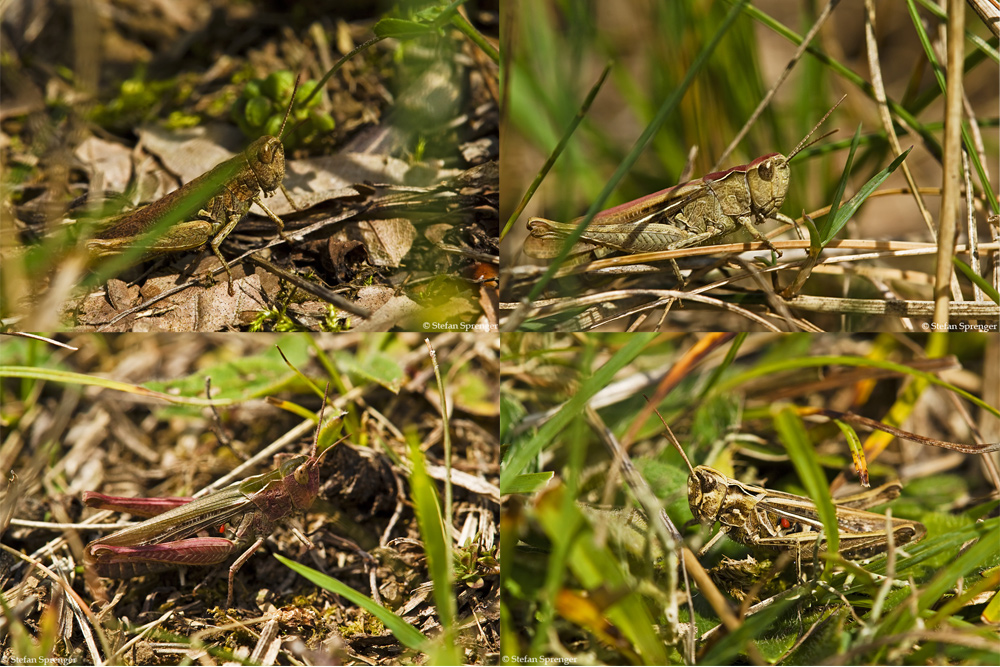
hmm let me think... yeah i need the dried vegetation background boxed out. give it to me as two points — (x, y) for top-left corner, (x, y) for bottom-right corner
(1, 332), (500, 665)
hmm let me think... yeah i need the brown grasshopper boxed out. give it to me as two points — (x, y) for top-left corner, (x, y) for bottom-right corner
(83, 396), (340, 608)
(86, 80), (302, 296)
(685, 464), (926, 562)
(646, 404), (925, 564)
(523, 100), (842, 280)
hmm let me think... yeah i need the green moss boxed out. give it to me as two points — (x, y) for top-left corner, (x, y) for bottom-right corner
(90, 70), (197, 131)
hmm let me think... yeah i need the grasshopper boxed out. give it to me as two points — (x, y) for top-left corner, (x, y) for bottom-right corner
(686, 465), (926, 561)
(676, 449), (926, 563)
(523, 101), (842, 280)
(83, 398), (339, 608)
(645, 401), (925, 564)
(85, 80), (301, 296)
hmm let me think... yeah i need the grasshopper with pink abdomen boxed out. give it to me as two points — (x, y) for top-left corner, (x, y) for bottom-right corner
(83, 395), (341, 609)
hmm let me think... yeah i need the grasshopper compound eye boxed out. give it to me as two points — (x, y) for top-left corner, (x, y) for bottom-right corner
(258, 138), (281, 164)
(756, 160), (774, 181)
(294, 462), (310, 486)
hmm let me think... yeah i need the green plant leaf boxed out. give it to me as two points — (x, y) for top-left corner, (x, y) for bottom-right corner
(774, 403), (839, 574)
(819, 122), (861, 244)
(822, 147), (912, 246)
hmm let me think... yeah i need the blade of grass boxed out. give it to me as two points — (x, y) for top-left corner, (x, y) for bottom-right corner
(951, 257), (1000, 303)
(501, 471), (553, 494)
(773, 404), (840, 577)
(879, 521), (999, 642)
(818, 123), (861, 243)
(717, 353), (999, 418)
(699, 591), (800, 665)
(821, 147), (912, 245)
(739, 1), (951, 173)
(904, 0), (997, 214)
(912, 0), (999, 63)
(0, 367), (232, 406)
(500, 333), (656, 494)
(408, 439), (460, 663)
(501, 63), (612, 242)
(834, 419), (869, 487)
(533, 483), (670, 664)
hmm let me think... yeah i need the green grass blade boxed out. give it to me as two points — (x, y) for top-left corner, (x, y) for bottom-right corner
(822, 148), (912, 246)
(501, 333), (657, 493)
(502, 472), (554, 494)
(524, 0), (749, 303)
(501, 63), (612, 242)
(774, 404), (839, 573)
(904, 0), (998, 214)
(952, 256), (1000, 304)
(408, 441), (460, 662)
(533, 484), (670, 664)
(819, 123), (861, 244)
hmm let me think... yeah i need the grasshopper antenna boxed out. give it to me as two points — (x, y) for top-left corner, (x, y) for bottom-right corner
(277, 74), (302, 141)
(312, 382), (331, 456)
(644, 394), (695, 475)
(787, 94), (846, 160)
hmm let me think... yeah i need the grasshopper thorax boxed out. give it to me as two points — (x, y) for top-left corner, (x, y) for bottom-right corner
(245, 135), (286, 194)
(688, 466), (729, 525)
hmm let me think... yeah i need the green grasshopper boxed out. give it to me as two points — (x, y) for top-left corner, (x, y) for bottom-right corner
(83, 399), (340, 608)
(85, 81), (301, 296)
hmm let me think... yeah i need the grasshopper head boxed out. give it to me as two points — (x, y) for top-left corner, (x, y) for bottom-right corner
(688, 466), (727, 524)
(746, 153), (790, 220)
(285, 431), (345, 511)
(246, 136), (286, 194)
(286, 454), (322, 511)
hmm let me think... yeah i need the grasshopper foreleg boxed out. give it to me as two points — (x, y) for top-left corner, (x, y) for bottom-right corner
(279, 183), (305, 213)
(736, 214), (782, 257)
(253, 196), (292, 243)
